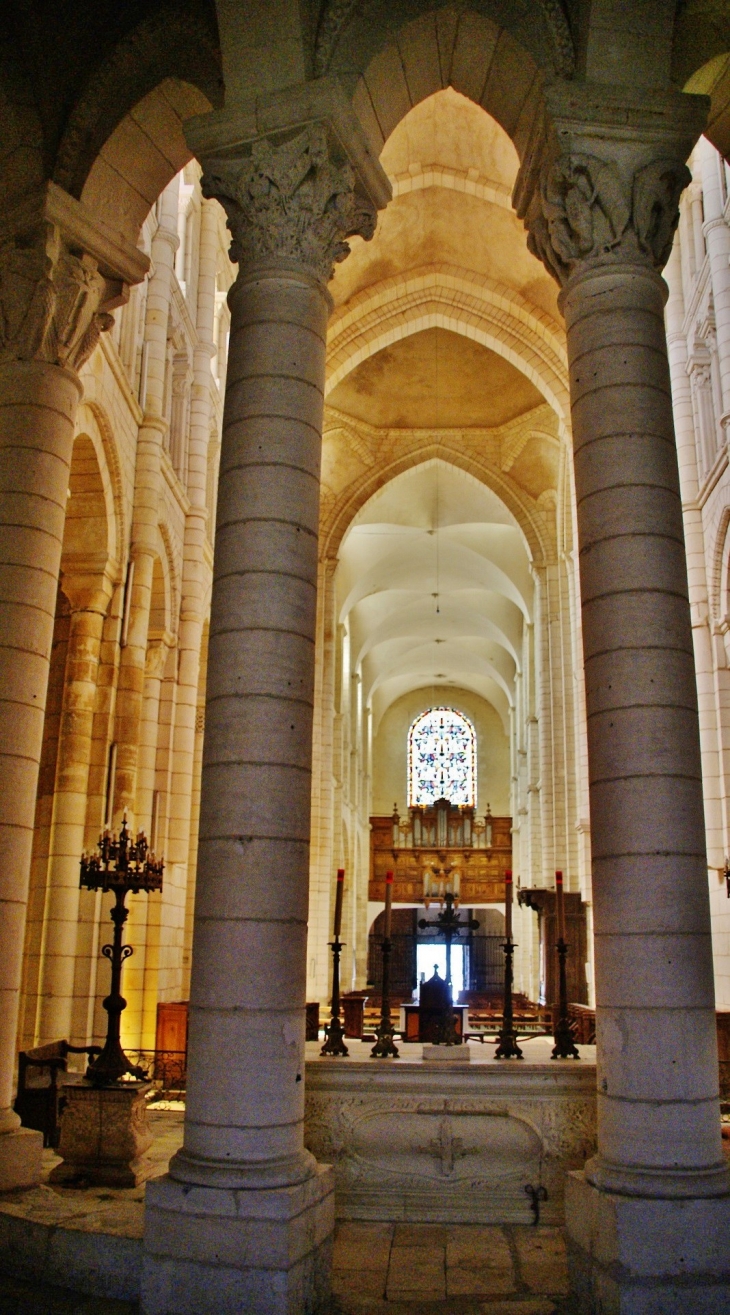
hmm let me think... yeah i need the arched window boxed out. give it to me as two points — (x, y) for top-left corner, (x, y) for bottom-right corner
(408, 707), (476, 807)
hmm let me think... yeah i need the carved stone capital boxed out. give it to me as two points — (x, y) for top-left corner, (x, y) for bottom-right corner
(0, 182), (148, 370)
(523, 150), (694, 284)
(514, 82), (709, 287)
(201, 124), (377, 285)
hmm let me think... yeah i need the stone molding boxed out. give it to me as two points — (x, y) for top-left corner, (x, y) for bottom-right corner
(0, 182), (149, 369)
(514, 82), (709, 286)
(200, 124), (378, 285)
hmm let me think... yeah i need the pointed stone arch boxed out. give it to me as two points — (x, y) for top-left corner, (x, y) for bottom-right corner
(326, 264), (569, 421)
(322, 4), (571, 161)
(321, 437), (550, 566)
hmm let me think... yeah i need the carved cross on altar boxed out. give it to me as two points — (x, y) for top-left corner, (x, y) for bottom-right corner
(428, 1117), (467, 1176)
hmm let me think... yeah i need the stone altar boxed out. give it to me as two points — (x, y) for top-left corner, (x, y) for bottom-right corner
(305, 1038), (596, 1225)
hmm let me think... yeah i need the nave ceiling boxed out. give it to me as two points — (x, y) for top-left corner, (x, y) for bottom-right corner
(321, 87), (567, 734)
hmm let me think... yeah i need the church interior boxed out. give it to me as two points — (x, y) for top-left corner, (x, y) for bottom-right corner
(2, 2), (730, 1313)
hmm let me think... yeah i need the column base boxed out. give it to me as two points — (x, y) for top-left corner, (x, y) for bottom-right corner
(0, 1127), (43, 1191)
(566, 1169), (730, 1313)
(141, 1163), (335, 1315)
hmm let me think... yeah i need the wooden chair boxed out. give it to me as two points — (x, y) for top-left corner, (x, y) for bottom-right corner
(14, 1040), (101, 1147)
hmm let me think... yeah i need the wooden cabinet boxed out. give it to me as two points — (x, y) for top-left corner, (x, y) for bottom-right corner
(517, 888), (588, 1007)
(155, 1001), (189, 1056)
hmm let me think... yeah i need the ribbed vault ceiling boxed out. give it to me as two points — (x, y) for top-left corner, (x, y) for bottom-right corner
(337, 461), (532, 732)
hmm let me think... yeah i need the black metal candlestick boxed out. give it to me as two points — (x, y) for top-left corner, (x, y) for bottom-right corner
(372, 871), (399, 1058)
(552, 937), (580, 1059)
(552, 871), (579, 1060)
(495, 870), (522, 1059)
(321, 868), (348, 1056)
(418, 891), (479, 1045)
(495, 936), (523, 1058)
(79, 814), (164, 1086)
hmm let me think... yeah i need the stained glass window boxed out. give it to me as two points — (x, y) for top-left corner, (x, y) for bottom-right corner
(408, 707), (476, 807)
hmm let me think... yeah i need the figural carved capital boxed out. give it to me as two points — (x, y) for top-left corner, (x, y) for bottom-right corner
(0, 182), (149, 371)
(201, 124), (378, 285)
(0, 227), (114, 369)
(523, 151), (690, 285)
(514, 83), (709, 288)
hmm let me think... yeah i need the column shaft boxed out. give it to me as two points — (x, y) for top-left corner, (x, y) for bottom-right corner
(699, 138), (730, 423)
(0, 362), (81, 1126)
(172, 264), (327, 1187)
(564, 262), (725, 1197)
(114, 179), (179, 824)
(36, 599), (108, 1043)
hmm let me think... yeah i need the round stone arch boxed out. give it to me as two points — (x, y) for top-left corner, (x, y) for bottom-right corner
(155, 519), (181, 645)
(320, 437), (551, 568)
(710, 505), (730, 627)
(322, 3), (570, 165)
(60, 431), (114, 598)
(74, 400), (125, 580)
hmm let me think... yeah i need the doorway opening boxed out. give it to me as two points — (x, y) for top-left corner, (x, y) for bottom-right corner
(416, 944), (465, 1001)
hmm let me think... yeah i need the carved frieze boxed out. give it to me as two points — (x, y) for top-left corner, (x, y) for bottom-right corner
(201, 124), (377, 285)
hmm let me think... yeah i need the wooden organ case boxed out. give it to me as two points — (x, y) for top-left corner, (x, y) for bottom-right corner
(369, 799), (511, 905)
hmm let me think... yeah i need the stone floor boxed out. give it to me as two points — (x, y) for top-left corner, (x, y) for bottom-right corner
(0, 1220), (570, 1314)
(331, 1221), (570, 1313)
(0, 1100), (574, 1312)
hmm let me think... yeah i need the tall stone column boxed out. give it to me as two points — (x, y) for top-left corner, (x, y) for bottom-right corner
(36, 574), (113, 1045)
(142, 94), (388, 1315)
(698, 136), (730, 431)
(516, 84), (730, 1310)
(113, 177), (179, 827)
(163, 196), (219, 966)
(0, 183), (146, 1188)
(664, 243), (725, 872)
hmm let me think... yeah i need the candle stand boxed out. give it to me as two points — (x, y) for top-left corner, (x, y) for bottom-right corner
(322, 869), (349, 1056)
(79, 815), (164, 1086)
(419, 892), (479, 1045)
(49, 817), (164, 1187)
(496, 870), (522, 1059)
(372, 871), (399, 1058)
(552, 936), (580, 1060)
(495, 937), (523, 1059)
(552, 871), (579, 1060)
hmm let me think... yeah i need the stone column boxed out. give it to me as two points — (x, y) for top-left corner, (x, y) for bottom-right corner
(142, 98), (388, 1315)
(163, 195), (219, 964)
(113, 177), (179, 826)
(36, 574), (113, 1045)
(0, 183), (146, 1188)
(516, 84), (730, 1309)
(664, 243), (725, 872)
(698, 136), (730, 431)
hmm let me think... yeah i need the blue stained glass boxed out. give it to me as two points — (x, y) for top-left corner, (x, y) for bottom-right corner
(408, 707), (476, 807)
